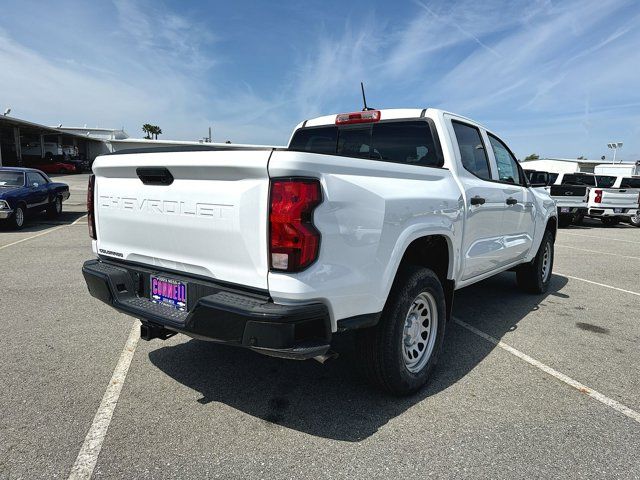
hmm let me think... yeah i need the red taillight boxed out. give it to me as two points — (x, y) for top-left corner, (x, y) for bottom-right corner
(87, 174), (96, 239)
(594, 189), (603, 203)
(335, 110), (381, 125)
(269, 178), (322, 272)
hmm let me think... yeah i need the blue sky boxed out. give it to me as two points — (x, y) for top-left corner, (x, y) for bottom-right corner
(1, 0), (639, 160)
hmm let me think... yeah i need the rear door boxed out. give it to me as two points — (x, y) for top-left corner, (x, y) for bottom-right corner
(486, 134), (534, 263)
(92, 149), (273, 289)
(447, 118), (507, 281)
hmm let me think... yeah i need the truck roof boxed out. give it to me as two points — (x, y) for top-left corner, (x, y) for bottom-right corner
(297, 108), (485, 130)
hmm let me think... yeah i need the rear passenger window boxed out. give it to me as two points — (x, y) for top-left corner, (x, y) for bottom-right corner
(371, 121), (441, 167)
(288, 126), (337, 154)
(452, 122), (491, 180)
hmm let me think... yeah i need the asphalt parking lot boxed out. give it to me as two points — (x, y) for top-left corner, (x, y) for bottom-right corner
(1, 173), (639, 479)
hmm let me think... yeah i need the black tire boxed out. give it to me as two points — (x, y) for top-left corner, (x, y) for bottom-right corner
(557, 215), (571, 228)
(628, 213), (640, 228)
(572, 212), (585, 225)
(47, 196), (62, 218)
(356, 266), (447, 396)
(601, 217), (619, 226)
(516, 229), (554, 294)
(10, 204), (26, 230)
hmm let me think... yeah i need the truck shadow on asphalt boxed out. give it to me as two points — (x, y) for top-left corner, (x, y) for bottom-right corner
(148, 272), (568, 442)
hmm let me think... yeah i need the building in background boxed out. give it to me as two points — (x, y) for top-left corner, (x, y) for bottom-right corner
(0, 114), (268, 169)
(521, 157), (639, 174)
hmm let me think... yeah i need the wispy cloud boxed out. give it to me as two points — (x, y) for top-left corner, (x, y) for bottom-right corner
(0, 0), (639, 158)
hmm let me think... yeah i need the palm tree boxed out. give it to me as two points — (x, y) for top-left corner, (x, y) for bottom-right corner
(142, 124), (153, 139)
(151, 125), (162, 140)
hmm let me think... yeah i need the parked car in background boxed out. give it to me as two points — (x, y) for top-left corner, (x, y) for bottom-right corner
(0, 167), (70, 229)
(588, 175), (640, 226)
(27, 160), (77, 174)
(82, 107), (557, 395)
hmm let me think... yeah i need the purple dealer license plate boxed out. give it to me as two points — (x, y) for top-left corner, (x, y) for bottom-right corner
(150, 275), (187, 311)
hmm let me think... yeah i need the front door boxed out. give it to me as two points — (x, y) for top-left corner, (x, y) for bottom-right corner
(486, 133), (535, 264)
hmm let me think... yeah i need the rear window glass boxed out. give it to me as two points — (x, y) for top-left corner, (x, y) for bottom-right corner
(595, 175), (617, 188)
(548, 173), (559, 184)
(288, 120), (442, 168)
(562, 173), (595, 186)
(288, 126), (337, 154)
(620, 177), (640, 188)
(337, 126), (371, 159)
(370, 121), (439, 167)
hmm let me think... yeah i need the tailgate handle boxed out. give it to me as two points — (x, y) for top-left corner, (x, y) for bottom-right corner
(136, 167), (174, 185)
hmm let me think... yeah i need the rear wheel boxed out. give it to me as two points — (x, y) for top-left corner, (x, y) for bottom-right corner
(356, 266), (446, 395)
(10, 204), (26, 230)
(572, 212), (584, 225)
(47, 196), (62, 218)
(628, 212), (640, 227)
(516, 229), (554, 294)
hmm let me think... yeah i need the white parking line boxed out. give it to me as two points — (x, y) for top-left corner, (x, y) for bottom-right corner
(0, 215), (87, 250)
(68, 321), (139, 480)
(555, 273), (640, 297)
(560, 231), (640, 245)
(555, 244), (640, 260)
(454, 317), (640, 425)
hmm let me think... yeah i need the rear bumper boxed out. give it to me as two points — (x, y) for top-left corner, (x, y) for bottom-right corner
(82, 259), (331, 359)
(588, 207), (639, 217)
(557, 206), (586, 215)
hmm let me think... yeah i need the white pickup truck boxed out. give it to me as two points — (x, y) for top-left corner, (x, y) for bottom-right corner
(525, 171), (591, 227)
(587, 175), (640, 226)
(82, 108), (557, 394)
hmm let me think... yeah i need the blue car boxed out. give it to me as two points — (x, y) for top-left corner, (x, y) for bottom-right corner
(0, 167), (70, 229)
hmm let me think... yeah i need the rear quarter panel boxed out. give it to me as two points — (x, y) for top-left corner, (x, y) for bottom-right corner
(267, 150), (463, 329)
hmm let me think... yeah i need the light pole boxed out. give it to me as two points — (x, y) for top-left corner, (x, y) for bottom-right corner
(607, 142), (623, 164)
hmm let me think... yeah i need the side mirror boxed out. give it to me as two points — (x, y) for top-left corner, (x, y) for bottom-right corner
(31, 182), (39, 188)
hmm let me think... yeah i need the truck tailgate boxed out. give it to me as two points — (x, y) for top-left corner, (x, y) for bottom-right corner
(92, 149), (272, 289)
(591, 188), (640, 208)
(549, 185), (588, 207)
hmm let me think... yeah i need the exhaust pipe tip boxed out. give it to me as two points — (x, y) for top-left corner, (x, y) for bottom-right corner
(313, 350), (339, 364)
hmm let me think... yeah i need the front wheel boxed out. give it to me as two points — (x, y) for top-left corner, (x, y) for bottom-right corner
(516, 229), (554, 294)
(10, 204), (26, 230)
(356, 266), (446, 395)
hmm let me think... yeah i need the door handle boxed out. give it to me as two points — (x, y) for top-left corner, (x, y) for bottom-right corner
(136, 167), (174, 185)
(470, 196), (486, 206)
(506, 197), (518, 205)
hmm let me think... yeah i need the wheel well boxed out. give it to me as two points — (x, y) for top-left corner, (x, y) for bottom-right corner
(546, 216), (558, 239)
(399, 235), (450, 281)
(397, 235), (454, 321)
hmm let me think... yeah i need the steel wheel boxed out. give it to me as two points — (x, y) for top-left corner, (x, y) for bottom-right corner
(541, 240), (552, 283)
(15, 207), (24, 227)
(402, 292), (438, 373)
